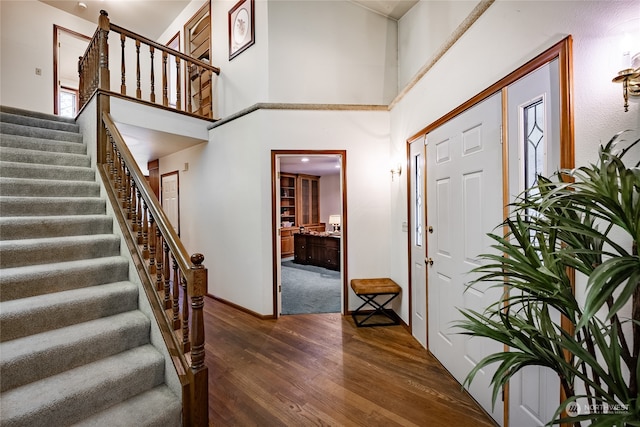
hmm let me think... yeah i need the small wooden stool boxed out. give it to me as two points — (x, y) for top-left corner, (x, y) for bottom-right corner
(350, 278), (401, 327)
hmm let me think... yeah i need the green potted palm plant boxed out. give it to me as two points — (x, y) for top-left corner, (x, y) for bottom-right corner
(457, 132), (639, 426)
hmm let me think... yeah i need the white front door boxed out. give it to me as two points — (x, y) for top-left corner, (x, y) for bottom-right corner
(506, 60), (561, 427)
(409, 137), (427, 348)
(161, 172), (180, 234)
(426, 92), (504, 425)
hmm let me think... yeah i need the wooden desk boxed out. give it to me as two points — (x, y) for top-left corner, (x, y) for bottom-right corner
(293, 233), (340, 271)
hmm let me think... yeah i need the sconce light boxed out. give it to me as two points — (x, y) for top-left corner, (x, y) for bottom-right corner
(390, 164), (402, 181)
(328, 214), (341, 233)
(612, 33), (640, 112)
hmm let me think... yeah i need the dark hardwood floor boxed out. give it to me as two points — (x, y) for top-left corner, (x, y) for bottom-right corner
(205, 297), (497, 426)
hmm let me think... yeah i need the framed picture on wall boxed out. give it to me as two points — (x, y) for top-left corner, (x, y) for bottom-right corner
(228, 0), (254, 60)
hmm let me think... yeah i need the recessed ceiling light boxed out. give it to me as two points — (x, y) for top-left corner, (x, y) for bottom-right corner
(301, 157), (309, 162)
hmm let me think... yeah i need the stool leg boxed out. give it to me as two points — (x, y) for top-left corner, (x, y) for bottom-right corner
(352, 293), (400, 327)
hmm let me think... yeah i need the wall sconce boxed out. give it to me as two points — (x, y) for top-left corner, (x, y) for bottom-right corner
(328, 214), (341, 233)
(612, 33), (640, 112)
(390, 164), (402, 181)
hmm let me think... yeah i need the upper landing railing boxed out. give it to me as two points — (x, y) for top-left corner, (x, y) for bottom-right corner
(79, 10), (220, 119)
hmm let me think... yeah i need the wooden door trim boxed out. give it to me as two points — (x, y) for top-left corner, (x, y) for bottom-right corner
(53, 25), (91, 116)
(271, 150), (348, 318)
(405, 36), (574, 426)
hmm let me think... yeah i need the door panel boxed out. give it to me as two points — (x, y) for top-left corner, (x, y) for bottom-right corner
(409, 138), (427, 348)
(506, 60), (561, 427)
(161, 172), (180, 234)
(427, 92), (504, 425)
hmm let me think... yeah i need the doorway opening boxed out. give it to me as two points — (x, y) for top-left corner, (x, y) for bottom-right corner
(53, 25), (90, 117)
(271, 151), (347, 318)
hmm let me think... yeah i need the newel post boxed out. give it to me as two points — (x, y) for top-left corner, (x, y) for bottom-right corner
(96, 10), (111, 165)
(97, 10), (110, 92)
(189, 253), (209, 426)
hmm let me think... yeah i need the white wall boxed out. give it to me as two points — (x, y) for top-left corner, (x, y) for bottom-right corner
(319, 173), (341, 229)
(389, 0), (640, 322)
(267, 0), (398, 105)
(159, 108), (391, 315)
(0, 1), (96, 113)
(398, 0), (479, 90)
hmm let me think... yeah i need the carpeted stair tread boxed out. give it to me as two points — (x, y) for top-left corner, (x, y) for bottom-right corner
(0, 195), (105, 216)
(0, 110), (79, 133)
(1, 310), (151, 391)
(0, 121), (82, 143)
(0, 105), (76, 125)
(0, 281), (138, 342)
(0, 215), (112, 240)
(71, 385), (182, 427)
(0, 177), (99, 197)
(0, 133), (86, 154)
(0, 161), (95, 181)
(0, 146), (90, 167)
(0, 345), (165, 427)
(0, 234), (120, 268)
(0, 256), (129, 301)
(0, 106), (179, 426)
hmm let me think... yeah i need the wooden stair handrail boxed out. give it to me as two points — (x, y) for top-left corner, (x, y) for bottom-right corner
(78, 10), (219, 119)
(109, 23), (220, 76)
(100, 110), (209, 426)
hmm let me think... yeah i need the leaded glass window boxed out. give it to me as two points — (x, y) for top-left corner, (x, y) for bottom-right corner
(523, 99), (545, 193)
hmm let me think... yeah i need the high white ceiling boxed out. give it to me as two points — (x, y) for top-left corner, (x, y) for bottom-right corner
(41, 0), (195, 41)
(41, 0), (417, 40)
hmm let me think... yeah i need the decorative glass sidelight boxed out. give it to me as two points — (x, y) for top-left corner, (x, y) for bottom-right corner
(415, 153), (423, 247)
(523, 98), (545, 194)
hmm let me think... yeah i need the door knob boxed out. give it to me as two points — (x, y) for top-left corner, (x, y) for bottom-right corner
(428, 226), (433, 234)
(426, 257), (433, 266)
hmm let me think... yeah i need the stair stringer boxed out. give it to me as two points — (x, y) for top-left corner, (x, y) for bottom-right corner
(76, 100), (184, 412)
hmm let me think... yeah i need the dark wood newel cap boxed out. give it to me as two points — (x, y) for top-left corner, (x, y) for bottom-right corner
(191, 253), (205, 267)
(100, 10), (108, 16)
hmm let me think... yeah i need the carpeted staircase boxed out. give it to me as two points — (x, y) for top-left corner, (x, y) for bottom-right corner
(0, 106), (182, 426)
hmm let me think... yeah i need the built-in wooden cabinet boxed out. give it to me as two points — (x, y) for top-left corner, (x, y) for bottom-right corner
(294, 233), (340, 271)
(298, 175), (320, 225)
(280, 174), (297, 227)
(279, 173), (324, 257)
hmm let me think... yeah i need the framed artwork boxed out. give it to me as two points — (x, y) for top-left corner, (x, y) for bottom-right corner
(228, 0), (254, 60)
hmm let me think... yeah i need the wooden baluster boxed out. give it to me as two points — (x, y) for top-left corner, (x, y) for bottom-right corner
(175, 56), (181, 110)
(198, 66), (203, 116)
(163, 241), (171, 309)
(135, 39), (141, 99)
(130, 182), (138, 230)
(120, 33), (126, 95)
(155, 227), (163, 291)
(116, 151), (124, 200)
(189, 253), (208, 426)
(105, 131), (113, 178)
(181, 272), (190, 353)
(136, 188), (143, 244)
(142, 203), (149, 259)
(149, 46), (155, 103)
(162, 51), (168, 107)
(172, 255), (180, 330)
(148, 213), (156, 273)
(78, 56), (84, 108)
(186, 61), (193, 113)
(123, 167), (131, 212)
(110, 139), (118, 182)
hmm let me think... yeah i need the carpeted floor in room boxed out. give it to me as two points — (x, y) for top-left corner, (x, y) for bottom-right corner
(280, 259), (341, 315)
